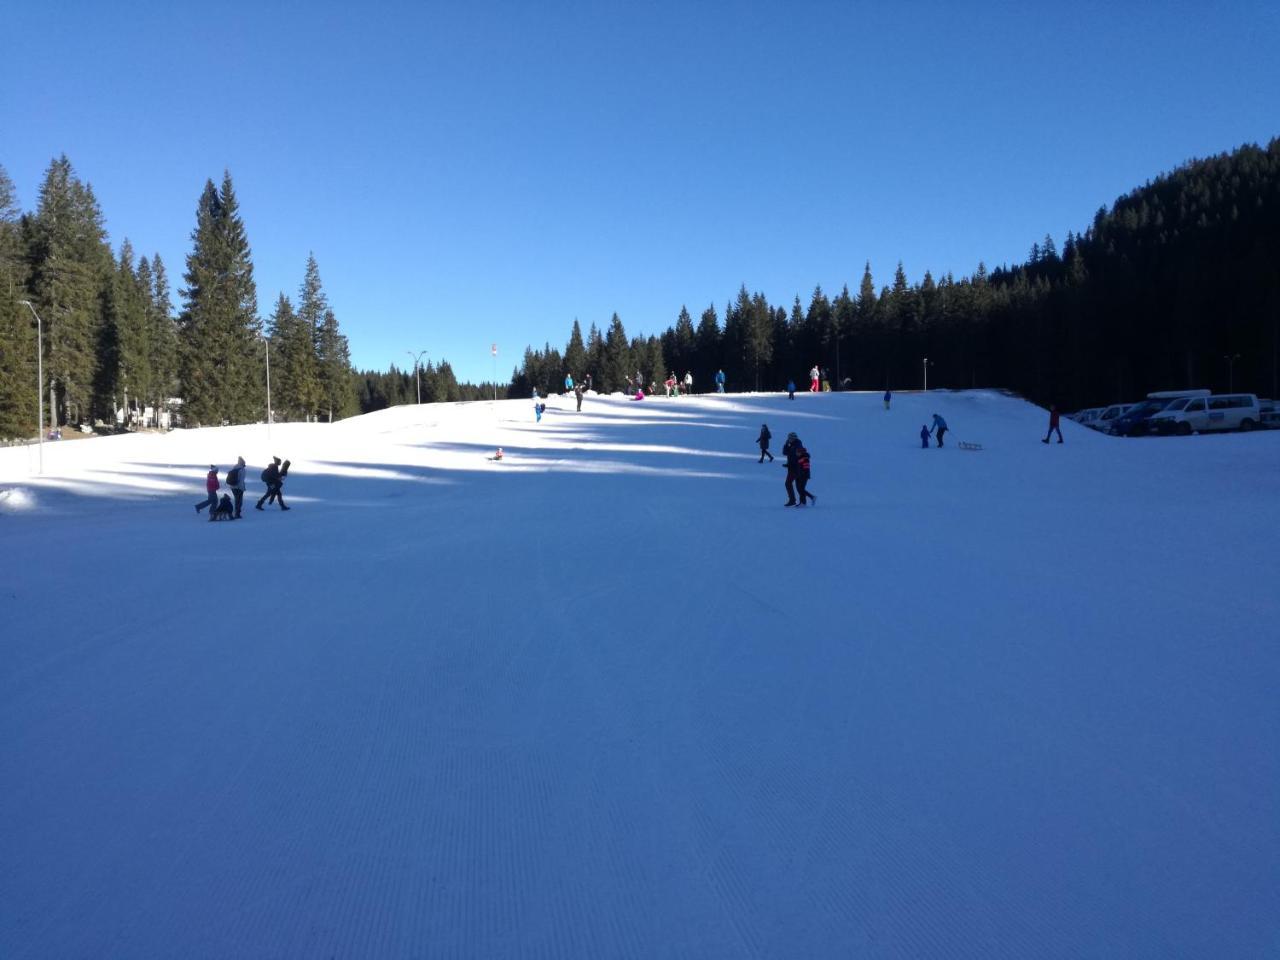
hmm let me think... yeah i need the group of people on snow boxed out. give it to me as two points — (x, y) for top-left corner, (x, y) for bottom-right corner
(755, 423), (815, 506)
(195, 456), (290, 520)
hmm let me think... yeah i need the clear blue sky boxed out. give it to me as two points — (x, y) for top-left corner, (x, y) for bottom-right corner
(3, 1), (1278, 383)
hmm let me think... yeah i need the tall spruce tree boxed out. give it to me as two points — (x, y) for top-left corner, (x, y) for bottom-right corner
(603, 313), (631, 391)
(179, 173), (261, 425)
(292, 253), (327, 419)
(147, 254), (178, 423)
(316, 307), (356, 420)
(26, 155), (112, 427)
(564, 319), (587, 379)
(0, 165), (37, 437)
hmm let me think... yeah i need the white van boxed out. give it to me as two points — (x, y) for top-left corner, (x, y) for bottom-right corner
(1149, 394), (1261, 435)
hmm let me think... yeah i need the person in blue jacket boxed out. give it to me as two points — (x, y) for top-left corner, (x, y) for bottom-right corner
(715, 369), (726, 393)
(787, 379), (796, 400)
(564, 373), (574, 393)
(920, 424), (931, 448)
(931, 413), (948, 447)
(884, 389), (892, 410)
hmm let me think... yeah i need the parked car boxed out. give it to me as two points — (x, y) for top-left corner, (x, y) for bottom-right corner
(1070, 407), (1103, 428)
(1108, 390), (1211, 436)
(1149, 394), (1261, 435)
(1093, 403), (1136, 432)
(1259, 399), (1279, 429)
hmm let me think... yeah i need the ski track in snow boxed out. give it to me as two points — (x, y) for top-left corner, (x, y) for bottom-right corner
(1, 390), (1278, 958)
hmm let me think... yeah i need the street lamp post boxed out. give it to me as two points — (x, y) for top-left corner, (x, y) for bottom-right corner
(18, 300), (44, 474)
(407, 350), (428, 404)
(1223, 353), (1241, 393)
(922, 357), (934, 392)
(263, 336), (273, 444)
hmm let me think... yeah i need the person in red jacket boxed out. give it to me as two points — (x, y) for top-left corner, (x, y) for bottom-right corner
(1042, 405), (1064, 444)
(194, 465), (219, 517)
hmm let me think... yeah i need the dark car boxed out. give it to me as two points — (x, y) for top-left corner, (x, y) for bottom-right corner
(1109, 399), (1174, 436)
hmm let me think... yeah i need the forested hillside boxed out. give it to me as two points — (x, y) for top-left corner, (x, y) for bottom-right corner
(512, 140), (1280, 409)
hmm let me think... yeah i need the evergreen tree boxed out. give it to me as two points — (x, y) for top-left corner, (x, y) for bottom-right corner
(316, 307), (356, 420)
(0, 165), (37, 437)
(26, 155), (112, 426)
(267, 293), (311, 420)
(178, 172), (261, 426)
(146, 254), (178, 424)
(694, 304), (720, 387)
(293, 253), (327, 418)
(564, 318), (587, 379)
(603, 313), (631, 391)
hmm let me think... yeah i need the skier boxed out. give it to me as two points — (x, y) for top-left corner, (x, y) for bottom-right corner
(1042, 405), (1064, 444)
(715, 369), (726, 393)
(757, 423), (774, 462)
(195, 465), (220, 516)
(931, 413), (948, 448)
(884, 389), (892, 411)
(787, 379), (796, 400)
(920, 424), (931, 449)
(226, 456), (247, 518)
(809, 365), (820, 392)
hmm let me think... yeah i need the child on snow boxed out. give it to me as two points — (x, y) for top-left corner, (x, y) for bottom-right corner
(920, 425), (931, 448)
(195, 465), (220, 515)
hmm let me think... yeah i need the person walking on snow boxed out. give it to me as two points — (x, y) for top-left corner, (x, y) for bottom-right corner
(195, 465), (220, 516)
(684, 371), (693, 395)
(931, 413), (948, 447)
(226, 456), (247, 518)
(793, 440), (815, 506)
(787, 379), (796, 400)
(256, 457), (289, 510)
(809, 365), (820, 392)
(1043, 405), (1064, 444)
(564, 373), (574, 393)
(757, 423), (774, 462)
(920, 424), (931, 448)
(782, 432), (801, 505)
(715, 369), (726, 393)
(574, 383), (584, 411)
(884, 389), (892, 410)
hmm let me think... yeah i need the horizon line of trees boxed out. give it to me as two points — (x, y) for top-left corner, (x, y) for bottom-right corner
(0, 156), (490, 438)
(510, 139), (1280, 411)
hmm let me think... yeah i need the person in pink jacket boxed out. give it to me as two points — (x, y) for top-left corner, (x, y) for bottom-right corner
(194, 465), (219, 517)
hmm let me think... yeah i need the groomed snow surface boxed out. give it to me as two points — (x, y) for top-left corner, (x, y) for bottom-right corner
(2, 390), (1277, 959)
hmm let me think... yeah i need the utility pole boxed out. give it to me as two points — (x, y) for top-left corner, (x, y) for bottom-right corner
(18, 301), (44, 474)
(407, 350), (428, 404)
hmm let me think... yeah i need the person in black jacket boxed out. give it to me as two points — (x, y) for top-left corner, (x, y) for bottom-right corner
(792, 440), (815, 506)
(756, 423), (774, 462)
(782, 432), (799, 505)
(256, 457), (291, 510)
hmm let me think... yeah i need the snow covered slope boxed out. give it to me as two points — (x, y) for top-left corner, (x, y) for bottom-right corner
(2, 390), (1277, 958)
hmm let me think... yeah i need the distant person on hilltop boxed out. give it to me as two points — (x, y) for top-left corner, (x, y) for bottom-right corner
(715, 369), (725, 393)
(684, 371), (693, 395)
(884, 389), (892, 411)
(195, 465), (220, 516)
(931, 413), (948, 448)
(564, 373), (573, 393)
(787, 379), (796, 400)
(809, 365), (820, 392)
(574, 383), (584, 412)
(757, 423), (774, 462)
(1042, 405), (1064, 444)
